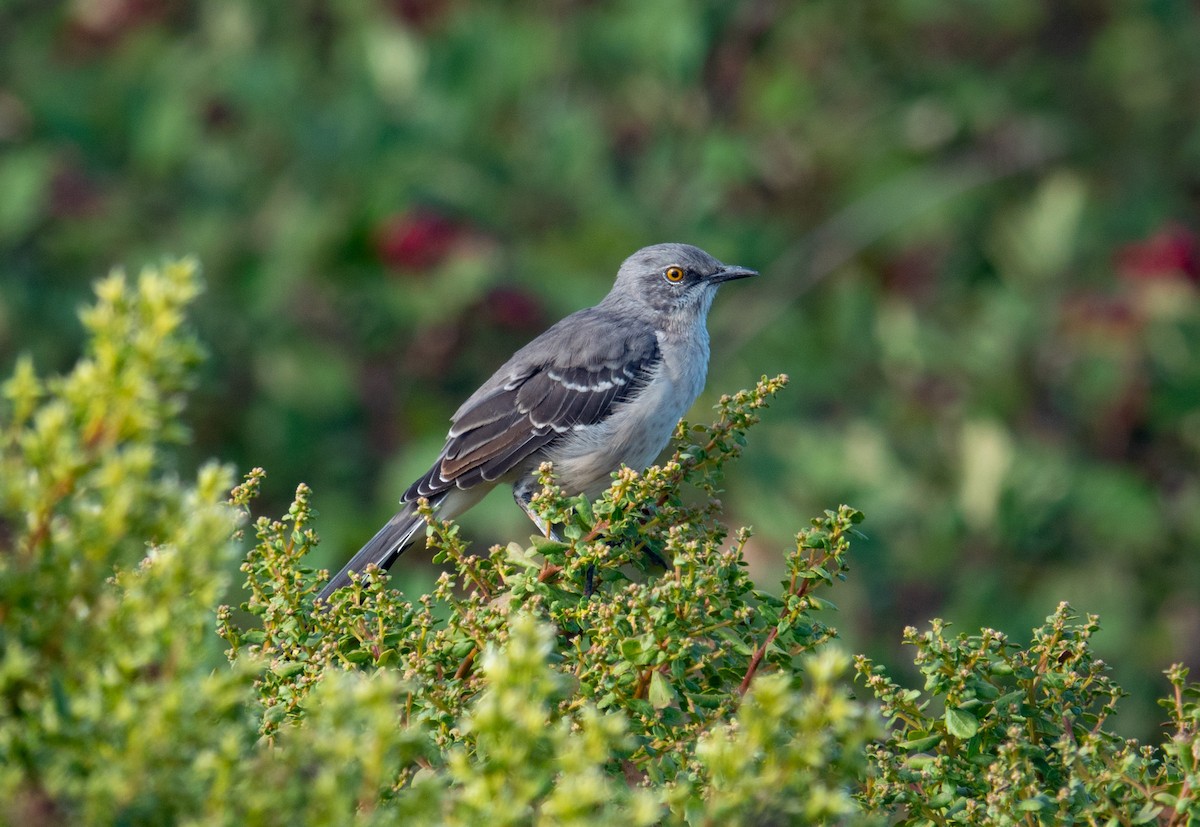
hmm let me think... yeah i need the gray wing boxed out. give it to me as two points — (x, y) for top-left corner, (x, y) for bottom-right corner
(404, 308), (660, 501)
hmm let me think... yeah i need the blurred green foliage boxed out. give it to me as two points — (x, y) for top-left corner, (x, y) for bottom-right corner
(2, 1), (1200, 738)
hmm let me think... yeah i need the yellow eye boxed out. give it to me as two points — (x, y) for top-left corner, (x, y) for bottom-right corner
(665, 266), (685, 283)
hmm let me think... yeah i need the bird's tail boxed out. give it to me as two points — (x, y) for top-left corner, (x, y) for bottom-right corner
(318, 501), (430, 600)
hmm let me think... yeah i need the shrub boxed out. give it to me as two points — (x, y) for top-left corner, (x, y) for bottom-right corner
(1, 261), (1198, 825)
(218, 371), (881, 823)
(0, 262), (877, 825)
(857, 607), (1200, 825)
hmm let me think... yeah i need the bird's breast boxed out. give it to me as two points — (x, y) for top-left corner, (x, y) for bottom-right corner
(546, 328), (710, 498)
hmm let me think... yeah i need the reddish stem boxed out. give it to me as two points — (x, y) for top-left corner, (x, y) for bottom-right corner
(739, 626), (779, 695)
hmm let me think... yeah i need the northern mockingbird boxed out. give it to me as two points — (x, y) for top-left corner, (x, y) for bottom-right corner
(319, 243), (757, 599)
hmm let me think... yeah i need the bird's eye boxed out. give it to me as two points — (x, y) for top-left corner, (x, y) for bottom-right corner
(664, 266), (685, 283)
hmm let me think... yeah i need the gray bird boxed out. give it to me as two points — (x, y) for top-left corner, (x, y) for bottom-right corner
(319, 243), (757, 600)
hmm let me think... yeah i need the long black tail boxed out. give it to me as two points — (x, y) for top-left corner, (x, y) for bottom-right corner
(318, 501), (429, 600)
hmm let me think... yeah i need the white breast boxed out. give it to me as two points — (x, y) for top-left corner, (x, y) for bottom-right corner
(548, 326), (710, 499)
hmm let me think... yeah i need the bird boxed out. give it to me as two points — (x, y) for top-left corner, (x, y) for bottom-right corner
(318, 242), (757, 600)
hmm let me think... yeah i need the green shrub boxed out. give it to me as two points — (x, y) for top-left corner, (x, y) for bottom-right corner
(218, 367), (880, 823)
(857, 607), (1200, 825)
(0, 260), (248, 824)
(2, 261), (1199, 825)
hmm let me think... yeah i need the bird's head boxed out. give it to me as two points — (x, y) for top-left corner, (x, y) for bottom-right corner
(609, 243), (757, 324)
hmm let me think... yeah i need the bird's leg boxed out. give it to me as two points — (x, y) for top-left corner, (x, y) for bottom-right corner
(513, 482), (598, 595)
(641, 546), (669, 569)
(632, 504), (669, 569)
(512, 482), (561, 541)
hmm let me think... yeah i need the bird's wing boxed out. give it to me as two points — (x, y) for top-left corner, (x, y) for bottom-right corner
(404, 313), (660, 501)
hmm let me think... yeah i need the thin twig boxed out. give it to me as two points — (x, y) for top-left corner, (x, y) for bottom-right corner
(739, 627), (779, 696)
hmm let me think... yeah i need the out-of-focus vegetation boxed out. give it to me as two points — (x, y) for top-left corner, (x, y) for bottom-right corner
(1, 1), (1199, 737)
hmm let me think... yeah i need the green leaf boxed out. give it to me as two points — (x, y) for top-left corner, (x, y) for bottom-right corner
(994, 690), (1025, 708)
(1132, 803), (1163, 824)
(648, 671), (675, 709)
(506, 542), (542, 569)
(574, 497), (594, 525)
(620, 639), (643, 661)
(1018, 796), (1051, 811)
(896, 734), (943, 752)
(271, 661), (305, 678)
(627, 699), (654, 717)
(531, 535), (570, 554)
(944, 707), (979, 739)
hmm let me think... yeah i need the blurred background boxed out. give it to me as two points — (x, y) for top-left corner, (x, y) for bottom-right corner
(2, 0), (1199, 737)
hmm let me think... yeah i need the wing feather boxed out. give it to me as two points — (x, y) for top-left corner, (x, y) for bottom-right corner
(402, 310), (659, 503)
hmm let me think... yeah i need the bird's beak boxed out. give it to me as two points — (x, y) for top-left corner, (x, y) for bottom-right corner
(710, 264), (758, 283)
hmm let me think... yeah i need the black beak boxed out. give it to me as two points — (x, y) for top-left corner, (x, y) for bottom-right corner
(710, 264), (758, 283)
